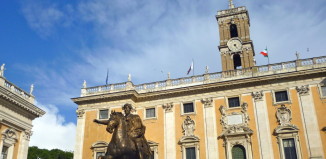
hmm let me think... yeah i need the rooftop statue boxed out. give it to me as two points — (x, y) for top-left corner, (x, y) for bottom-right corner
(94, 103), (151, 159)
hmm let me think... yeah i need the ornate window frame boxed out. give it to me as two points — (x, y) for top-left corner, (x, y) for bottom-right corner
(179, 136), (200, 159)
(274, 105), (302, 159)
(226, 95), (241, 109)
(144, 106), (157, 120)
(148, 140), (159, 159)
(219, 103), (253, 159)
(181, 101), (196, 115)
(91, 141), (108, 159)
(0, 128), (18, 159)
(272, 89), (292, 105)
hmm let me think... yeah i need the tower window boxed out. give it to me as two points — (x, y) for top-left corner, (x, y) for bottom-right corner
(233, 54), (242, 69)
(230, 24), (238, 38)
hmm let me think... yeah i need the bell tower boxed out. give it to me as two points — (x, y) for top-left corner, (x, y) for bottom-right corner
(216, 0), (255, 71)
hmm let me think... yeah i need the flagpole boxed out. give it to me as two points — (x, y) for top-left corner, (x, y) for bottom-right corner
(266, 46), (270, 65)
(106, 69), (109, 85)
(192, 59), (194, 76)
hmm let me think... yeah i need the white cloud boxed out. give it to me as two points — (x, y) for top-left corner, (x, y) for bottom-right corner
(29, 102), (76, 151)
(22, 1), (73, 37)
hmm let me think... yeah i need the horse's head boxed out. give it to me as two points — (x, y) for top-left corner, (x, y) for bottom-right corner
(106, 110), (123, 133)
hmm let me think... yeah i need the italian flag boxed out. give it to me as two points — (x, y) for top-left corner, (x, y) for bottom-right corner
(260, 48), (268, 57)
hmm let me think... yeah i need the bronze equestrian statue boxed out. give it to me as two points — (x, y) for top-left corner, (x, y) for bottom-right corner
(94, 103), (151, 159)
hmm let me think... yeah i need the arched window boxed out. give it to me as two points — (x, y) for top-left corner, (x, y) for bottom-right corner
(233, 54), (242, 69)
(230, 24), (238, 38)
(232, 145), (246, 159)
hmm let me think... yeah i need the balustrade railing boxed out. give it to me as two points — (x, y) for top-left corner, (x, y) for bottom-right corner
(82, 56), (326, 96)
(1, 78), (33, 101)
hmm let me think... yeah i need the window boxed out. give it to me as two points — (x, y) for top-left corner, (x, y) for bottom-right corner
(230, 24), (238, 38)
(283, 139), (297, 159)
(186, 147), (196, 159)
(146, 108), (156, 118)
(99, 109), (109, 119)
(321, 86), (326, 97)
(228, 97), (240, 108)
(232, 145), (246, 159)
(91, 141), (108, 159)
(1, 146), (8, 159)
(183, 103), (194, 113)
(233, 54), (242, 69)
(96, 152), (105, 159)
(275, 91), (289, 102)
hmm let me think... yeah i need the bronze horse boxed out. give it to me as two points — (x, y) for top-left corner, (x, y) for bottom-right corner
(98, 111), (137, 159)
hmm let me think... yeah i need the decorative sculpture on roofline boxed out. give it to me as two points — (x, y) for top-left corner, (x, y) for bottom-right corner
(93, 103), (151, 159)
(0, 64), (5, 77)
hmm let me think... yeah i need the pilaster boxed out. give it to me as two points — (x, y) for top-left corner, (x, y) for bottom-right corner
(17, 130), (32, 159)
(162, 103), (176, 159)
(251, 91), (274, 159)
(201, 98), (218, 159)
(296, 85), (324, 159)
(74, 109), (86, 159)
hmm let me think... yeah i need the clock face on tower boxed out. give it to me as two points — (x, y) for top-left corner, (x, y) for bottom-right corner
(227, 38), (243, 52)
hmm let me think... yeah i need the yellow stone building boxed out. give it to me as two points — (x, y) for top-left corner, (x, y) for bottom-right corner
(72, 2), (326, 159)
(0, 65), (45, 159)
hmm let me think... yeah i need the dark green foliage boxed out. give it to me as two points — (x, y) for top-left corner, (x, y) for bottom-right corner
(28, 146), (73, 159)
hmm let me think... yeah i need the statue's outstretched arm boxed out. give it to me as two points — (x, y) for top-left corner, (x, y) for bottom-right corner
(93, 119), (109, 125)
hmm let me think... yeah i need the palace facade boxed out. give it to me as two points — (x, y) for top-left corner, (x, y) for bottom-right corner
(72, 2), (326, 159)
(0, 66), (45, 159)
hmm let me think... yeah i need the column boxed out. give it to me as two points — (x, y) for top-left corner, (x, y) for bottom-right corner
(17, 130), (32, 159)
(296, 85), (324, 159)
(201, 98), (218, 159)
(74, 109), (86, 159)
(162, 103), (176, 159)
(252, 91), (274, 159)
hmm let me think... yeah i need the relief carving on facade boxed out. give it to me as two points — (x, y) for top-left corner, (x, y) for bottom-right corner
(296, 85), (310, 96)
(219, 103), (253, 159)
(24, 130), (33, 141)
(276, 105), (294, 127)
(201, 98), (213, 108)
(162, 103), (173, 112)
(274, 104), (299, 134)
(241, 102), (250, 125)
(182, 116), (195, 136)
(2, 128), (18, 145)
(76, 109), (85, 118)
(219, 105), (227, 129)
(219, 103), (251, 132)
(252, 91), (264, 101)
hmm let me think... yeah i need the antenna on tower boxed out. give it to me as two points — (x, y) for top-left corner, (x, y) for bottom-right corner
(229, 0), (235, 8)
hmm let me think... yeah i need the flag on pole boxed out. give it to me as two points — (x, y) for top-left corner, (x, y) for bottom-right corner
(260, 48), (268, 57)
(187, 61), (193, 75)
(105, 69), (109, 85)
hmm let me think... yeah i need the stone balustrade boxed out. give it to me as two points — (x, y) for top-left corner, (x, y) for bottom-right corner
(0, 77), (35, 103)
(81, 56), (326, 97)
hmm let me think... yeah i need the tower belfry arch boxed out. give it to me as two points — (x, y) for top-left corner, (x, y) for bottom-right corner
(216, 1), (255, 71)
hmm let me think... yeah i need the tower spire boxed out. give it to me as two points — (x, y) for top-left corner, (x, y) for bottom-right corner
(229, 0), (235, 8)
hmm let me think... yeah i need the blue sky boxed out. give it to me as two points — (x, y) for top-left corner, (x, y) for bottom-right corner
(1, 0), (325, 151)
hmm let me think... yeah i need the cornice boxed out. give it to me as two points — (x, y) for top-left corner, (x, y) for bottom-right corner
(72, 90), (139, 105)
(0, 87), (45, 118)
(72, 67), (326, 104)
